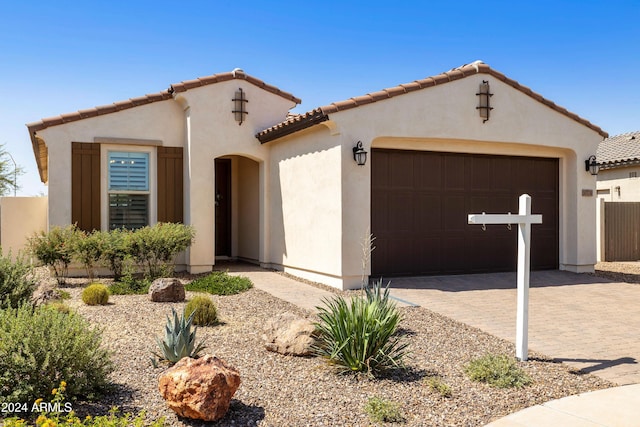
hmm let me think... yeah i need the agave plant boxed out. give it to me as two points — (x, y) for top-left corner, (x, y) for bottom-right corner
(153, 308), (207, 364)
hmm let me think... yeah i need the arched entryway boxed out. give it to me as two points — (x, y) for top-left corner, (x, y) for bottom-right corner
(214, 155), (260, 262)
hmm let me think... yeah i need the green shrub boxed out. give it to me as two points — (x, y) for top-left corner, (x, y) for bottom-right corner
(153, 308), (206, 365)
(465, 354), (532, 388)
(314, 280), (409, 375)
(99, 228), (131, 280)
(74, 230), (104, 280)
(185, 295), (218, 326)
(28, 225), (79, 285)
(45, 301), (72, 314)
(364, 397), (405, 423)
(128, 223), (195, 280)
(186, 271), (253, 295)
(0, 305), (113, 404)
(82, 283), (109, 305)
(0, 251), (36, 310)
(425, 376), (452, 398)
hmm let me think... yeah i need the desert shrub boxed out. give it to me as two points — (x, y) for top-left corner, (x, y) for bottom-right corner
(82, 283), (109, 305)
(99, 228), (131, 280)
(28, 225), (79, 285)
(2, 382), (165, 426)
(0, 251), (36, 310)
(45, 301), (72, 314)
(128, 223), (195, 280)
(185, 295), (218, 326)
(425, 376), (452, 398)
(364, 397), (405, 423)
(465, 354), (532, 388)
(185, 271), (253, 295)
(153, 308), (206, 365)
(74, 230), (104, 280)
(0, 305), (113, 404)
(314, 280), (409, 375)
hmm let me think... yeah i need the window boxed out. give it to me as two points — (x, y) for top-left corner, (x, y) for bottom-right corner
(108, 151), (149, 230)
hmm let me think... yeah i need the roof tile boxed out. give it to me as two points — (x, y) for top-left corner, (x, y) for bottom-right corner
(597, 131), (640, 168)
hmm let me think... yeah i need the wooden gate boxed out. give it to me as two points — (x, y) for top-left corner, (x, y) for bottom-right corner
(604, 202), (640, 261)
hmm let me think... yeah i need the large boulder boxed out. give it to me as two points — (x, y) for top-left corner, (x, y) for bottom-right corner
(158, 355), (241, 422)
(149, 278), (185, 302)
(262, 312), (317, 356)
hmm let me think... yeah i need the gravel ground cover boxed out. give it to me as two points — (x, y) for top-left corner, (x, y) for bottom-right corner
(22, 269), (613, 427)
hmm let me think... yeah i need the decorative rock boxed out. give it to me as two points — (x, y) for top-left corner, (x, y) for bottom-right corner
(158, 355), (241, 422)
(262, 312), (317, 356)
(31, 285), (62, 307)
(149, 278), (185, 302)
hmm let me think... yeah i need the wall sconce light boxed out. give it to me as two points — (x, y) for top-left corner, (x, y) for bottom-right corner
(585, 155), (599, 176)
(352, 141), (367, 166)
(232, 88), (248, 125)
(476, 80), (493, 123)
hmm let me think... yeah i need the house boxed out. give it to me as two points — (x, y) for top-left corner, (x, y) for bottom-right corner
(595, 131), (640, 262)
(596, 131), (640, 201)
(26, 61), (607, 290)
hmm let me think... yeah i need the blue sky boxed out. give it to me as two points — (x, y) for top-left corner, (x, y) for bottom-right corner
(1, 0), (638, 196)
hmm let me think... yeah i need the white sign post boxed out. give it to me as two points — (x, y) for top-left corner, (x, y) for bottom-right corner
(467, 194), (542, 361)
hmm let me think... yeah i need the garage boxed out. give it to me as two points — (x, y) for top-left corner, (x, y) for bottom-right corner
(371, 149), (559, 277)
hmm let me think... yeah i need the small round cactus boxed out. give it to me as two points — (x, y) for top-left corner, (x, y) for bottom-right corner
(185, 295), (218, 326)
(82, 283), (109, 306)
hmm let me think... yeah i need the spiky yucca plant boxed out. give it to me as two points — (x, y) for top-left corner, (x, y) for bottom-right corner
(153, 308), (207, 364)
(314, 279), (409, 375)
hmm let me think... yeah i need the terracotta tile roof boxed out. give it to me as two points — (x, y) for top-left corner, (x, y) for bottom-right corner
(596, 131), (640, 169)
(27, 69), (301, 183)
(256, 61), (608, 143)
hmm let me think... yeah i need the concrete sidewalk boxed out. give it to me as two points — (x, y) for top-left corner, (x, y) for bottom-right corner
(485, 384), (640, 427)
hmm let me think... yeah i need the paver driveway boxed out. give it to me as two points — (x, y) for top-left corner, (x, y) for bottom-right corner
(387, 270), (640, 385)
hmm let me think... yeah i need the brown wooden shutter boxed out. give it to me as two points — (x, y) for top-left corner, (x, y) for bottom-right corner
(71, 142), (101, 231)
(157, 147), (184, 223)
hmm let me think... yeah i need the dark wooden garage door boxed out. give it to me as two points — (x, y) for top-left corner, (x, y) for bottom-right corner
(371, 149), (558, 276)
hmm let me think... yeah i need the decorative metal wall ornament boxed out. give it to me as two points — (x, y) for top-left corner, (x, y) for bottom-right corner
(232, 88), (248, 125)
(476, 80), (493, 123)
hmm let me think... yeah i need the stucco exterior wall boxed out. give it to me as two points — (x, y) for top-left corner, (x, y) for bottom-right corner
(266, 125), (344, 287)
(597, 165), (640, 201)
(175, 80), (296, 272)
(0, 197), (48, 259)
(323, 74), (603, 286)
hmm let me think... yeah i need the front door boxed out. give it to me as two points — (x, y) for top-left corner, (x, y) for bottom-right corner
(215, 159), (231, 257)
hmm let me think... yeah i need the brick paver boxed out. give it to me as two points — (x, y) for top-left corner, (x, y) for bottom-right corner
(387, 270), (640, 385)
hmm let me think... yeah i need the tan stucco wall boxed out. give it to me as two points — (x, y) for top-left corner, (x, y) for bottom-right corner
(265, 125), (345, 287)
(0, 197), (48, 259)
(237, 156), (260, 261)
(597, 165), (640, 201)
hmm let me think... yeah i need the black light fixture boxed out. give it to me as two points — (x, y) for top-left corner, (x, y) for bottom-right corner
(232, 88), (248, 125)
(476, 80), (493, 123)
(352, 141), (367, 166)
(585, 155), (599, 176)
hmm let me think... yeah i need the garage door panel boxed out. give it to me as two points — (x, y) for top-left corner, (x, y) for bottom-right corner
(444, 156), (465, 190)
(372, 149), (558, 277)
(443, 196), (466, 231)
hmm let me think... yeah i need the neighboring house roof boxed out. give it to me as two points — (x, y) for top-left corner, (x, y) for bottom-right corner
(596, 131), (640, 170)
(256, 61), (608, 143)
(26, 69), (301, 183)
